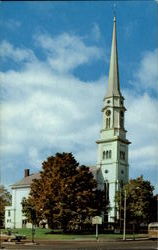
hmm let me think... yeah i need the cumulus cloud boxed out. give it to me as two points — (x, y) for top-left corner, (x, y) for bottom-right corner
(0, 19), (21, 30)
(135, 48), (158, 92)
(34, 33), (102, 73)
(0, 33), (105, 180)
(124, 48), (158, 175)
(0, 40), (36, 63)
(91, 23), (101, 41)
(126, 92), (158, 170)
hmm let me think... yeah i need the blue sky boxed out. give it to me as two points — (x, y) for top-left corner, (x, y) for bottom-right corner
(0, 1), (158, 193)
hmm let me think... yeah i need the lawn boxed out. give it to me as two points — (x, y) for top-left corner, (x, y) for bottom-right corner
(1, 228), (148, 240)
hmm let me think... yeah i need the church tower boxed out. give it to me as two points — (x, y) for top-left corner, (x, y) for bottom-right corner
(96, 17), (131, 223)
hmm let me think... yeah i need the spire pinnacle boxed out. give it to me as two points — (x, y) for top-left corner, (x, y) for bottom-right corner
(106, 17), (121, 98)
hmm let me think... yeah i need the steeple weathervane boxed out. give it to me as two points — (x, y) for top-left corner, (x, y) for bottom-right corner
(106, 16), (122, 98)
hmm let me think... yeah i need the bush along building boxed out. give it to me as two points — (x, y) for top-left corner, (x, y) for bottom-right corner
(96, 17), (131, 223)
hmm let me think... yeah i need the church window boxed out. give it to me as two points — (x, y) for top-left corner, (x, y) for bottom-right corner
(107, 100), (110, 104)
(105, 169), (108, 173)
(104, 180), (109, 201)
(106, 151), (108, 158)
(120, 111), (124, 129)
(106, 118), (108, 128)
(120, 111), (124, 117)
(108, 118), (111, 128)
(8, 210), (10, 217)
(109, 150), (112, 158)
(120, 151), (125, 160)
(120, 117), (124, 128)
(103, 151), (106, 159)
(105, 150), (112, 159)
(106, 117), (111, 129)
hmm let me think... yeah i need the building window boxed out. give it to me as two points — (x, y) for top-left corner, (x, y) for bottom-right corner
(120, 118), (124, 128)
(107, 100), (110, 104)
(105, 170), (109, 174)
(109, 150), (112, 158)
(8, 210), (10, 217)
(121, 170), (124, 174)
(106, 118), (110, 129)
(120, 111), (124, 129)
(120, 151), (125, 160)
(105, 150), (112, 159)
(104, 180), (109, 201)
(103, 151), (106, 159)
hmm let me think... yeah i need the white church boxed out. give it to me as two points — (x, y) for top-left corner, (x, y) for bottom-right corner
(5, 17), (130, 228)
(96, 16), (130, 223)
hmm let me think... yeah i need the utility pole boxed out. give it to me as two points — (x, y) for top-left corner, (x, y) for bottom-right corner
(123, 189), (127, 240)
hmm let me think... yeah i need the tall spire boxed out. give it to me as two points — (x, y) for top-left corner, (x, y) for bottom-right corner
(106, 16), (121, 97)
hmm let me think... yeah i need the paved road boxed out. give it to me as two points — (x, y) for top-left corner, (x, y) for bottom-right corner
(1, 240), (158, 250)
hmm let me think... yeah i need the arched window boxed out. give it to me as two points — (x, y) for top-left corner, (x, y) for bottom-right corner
(120, 151), (125, 160)
(103, 151), (106, 159)
(104, 180), (109, 201)
(120, 111), (124, 129)
(106, 151), (108, 159)
(108, 118), (110, 128)
(109, 150), (112, 158)
(106, 118), (108, 128)
(106, 118), (111, 129)
(105, 150), (112, 159)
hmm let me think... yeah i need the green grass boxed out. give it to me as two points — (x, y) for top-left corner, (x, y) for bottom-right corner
(1, 228), (148, 240)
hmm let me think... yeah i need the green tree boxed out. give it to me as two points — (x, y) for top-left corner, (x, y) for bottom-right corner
(0, 185), (12, 227)
(116, 176), (155, 227)
(24, 153), (106, 231)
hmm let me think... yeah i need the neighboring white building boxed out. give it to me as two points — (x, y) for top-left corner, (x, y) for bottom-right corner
(96, 17), (131, 223)
(5, 169), (40, 229)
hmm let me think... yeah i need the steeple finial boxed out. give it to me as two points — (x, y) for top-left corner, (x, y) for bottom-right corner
(113, 1), (116, 19)
(106, 16), (122, 97)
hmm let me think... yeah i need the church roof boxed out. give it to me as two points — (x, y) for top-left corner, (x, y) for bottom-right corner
(11, 166), (97, 189)
(106, 16), (122, 98)
(11, 172), (40, 189)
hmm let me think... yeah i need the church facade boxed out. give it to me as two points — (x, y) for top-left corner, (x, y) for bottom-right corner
(96, 17), (131, 223)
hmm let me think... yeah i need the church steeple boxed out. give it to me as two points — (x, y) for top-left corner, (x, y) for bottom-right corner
(96, 16), (130, 223)
(106, 16), (121, 98)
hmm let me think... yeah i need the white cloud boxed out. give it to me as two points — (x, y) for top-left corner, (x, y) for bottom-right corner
(123, 20), (138, 39)
(35, 33), (102, 73)
(0, 19), (21, 30)
(0, 33), (105, 171)
(124, 49), (158, 172)
(0, 41), (36, 63)
(91, 23), (101, 41)
(133, 48), (158, 92)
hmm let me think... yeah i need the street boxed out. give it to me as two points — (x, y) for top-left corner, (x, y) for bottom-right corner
(1, 240), (158, 250)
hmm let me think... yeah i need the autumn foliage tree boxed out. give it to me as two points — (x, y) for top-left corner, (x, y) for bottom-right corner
(22, 153), (106, 231)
